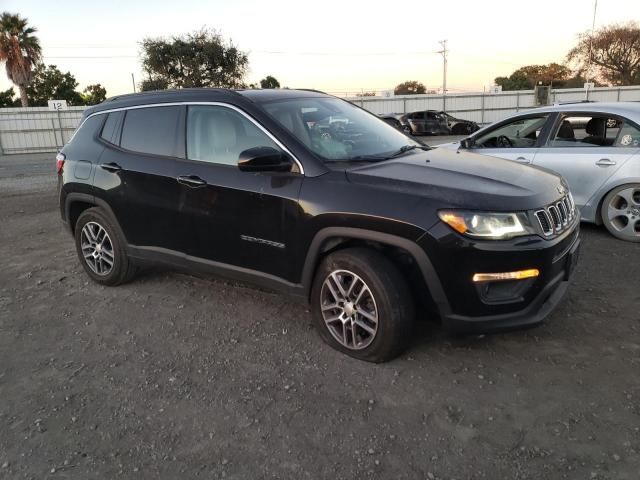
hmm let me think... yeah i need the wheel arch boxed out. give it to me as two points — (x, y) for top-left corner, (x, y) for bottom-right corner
(65, 193), (126, 241)
(301, 227), (450, 317)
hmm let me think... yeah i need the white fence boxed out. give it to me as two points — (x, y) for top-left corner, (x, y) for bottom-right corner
(0, 106), (85, 155)
(1, 86), (640, 154)
(347, 85), (640, 124)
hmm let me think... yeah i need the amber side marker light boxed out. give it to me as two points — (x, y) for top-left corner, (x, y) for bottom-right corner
(472, 269), (540, 282)
(439, 213), (467, 234)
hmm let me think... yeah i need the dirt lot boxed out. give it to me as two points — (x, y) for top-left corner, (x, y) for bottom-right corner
(0, 152), (639, 480)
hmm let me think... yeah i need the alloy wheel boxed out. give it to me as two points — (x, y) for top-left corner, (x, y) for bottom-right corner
(80, 221), (115, 276)
(606, 186), (640, 239)
(320, 269), (379, 350)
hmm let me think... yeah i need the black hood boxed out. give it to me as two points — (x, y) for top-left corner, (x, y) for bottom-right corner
(345, 147), (567, 211)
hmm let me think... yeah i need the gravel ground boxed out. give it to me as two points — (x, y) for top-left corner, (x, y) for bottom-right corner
(0, 152), (639, 480)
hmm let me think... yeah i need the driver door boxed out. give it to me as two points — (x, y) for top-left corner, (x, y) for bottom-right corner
(469, 114), (552, 164)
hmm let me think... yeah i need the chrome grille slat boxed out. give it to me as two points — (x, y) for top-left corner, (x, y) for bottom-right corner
(535, 210), (553, 235)
(535, 194), (575, 237)
(557, 202), (568, 225)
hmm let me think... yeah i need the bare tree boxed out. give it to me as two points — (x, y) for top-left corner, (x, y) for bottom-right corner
(567, 22), (640, 86)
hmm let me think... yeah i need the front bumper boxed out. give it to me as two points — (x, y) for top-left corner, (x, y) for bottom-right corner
(421, 220), (581, 333)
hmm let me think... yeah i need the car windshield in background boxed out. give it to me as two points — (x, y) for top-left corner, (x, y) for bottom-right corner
(260, 97), (421, 162)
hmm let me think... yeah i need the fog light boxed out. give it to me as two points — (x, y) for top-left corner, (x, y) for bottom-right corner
(472, 269), (539, 282)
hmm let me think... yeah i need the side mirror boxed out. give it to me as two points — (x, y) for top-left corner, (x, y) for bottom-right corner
(459, 138), (475, 149)
(237, 147), (293, 173)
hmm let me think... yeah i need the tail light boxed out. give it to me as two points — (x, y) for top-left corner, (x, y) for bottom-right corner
(56, 152), (66, 173)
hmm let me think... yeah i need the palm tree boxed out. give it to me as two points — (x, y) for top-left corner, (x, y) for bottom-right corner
(0, 12), (42, 107)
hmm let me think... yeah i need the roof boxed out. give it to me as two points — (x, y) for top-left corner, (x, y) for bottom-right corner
(519, 101), (640, 122)
(84, 88), (330, 117)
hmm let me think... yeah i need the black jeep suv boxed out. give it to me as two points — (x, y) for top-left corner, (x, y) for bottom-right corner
(58, 88), (580, 362)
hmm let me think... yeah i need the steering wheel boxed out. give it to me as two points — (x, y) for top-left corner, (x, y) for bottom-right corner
(329, 121), (347, 138)
(496, 135), (513, 148)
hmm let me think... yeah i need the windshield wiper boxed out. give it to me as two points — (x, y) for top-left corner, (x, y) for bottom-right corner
(329, 144), (430, 163)
(387, 144), (430, 158)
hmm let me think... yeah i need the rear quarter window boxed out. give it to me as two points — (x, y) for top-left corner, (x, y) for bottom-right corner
(120, 106), (183, 157)
(100, 111), (124, 145)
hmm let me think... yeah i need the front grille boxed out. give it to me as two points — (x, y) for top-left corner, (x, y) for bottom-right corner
(535, 193), (576, 237)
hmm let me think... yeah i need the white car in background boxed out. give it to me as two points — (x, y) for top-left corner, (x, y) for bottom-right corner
(437, 102), (640, 242)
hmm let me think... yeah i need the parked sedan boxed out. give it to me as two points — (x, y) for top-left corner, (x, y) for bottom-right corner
(437, 102), (640, 242)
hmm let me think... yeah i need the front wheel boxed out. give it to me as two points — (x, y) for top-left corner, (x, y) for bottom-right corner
(310, 248), (415, 362)
(451, 123), (470, 135)
(601, 184), (640, 242)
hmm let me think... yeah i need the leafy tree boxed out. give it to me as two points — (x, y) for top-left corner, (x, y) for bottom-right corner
(81, 83), (107, 105)
(394, 81), (426, 95)
(141, 28), (248, 89)
(0, 87), (16, 107)
(495, 63), (583, 90)
(0, 12), (42, 107)
(567, 22), (640, 85)
(139, 77), (169, 92)
(25, 63), (83, 106)
(259, 75), (280, 89)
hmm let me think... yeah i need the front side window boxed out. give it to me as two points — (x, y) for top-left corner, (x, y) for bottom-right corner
(186, 106), (281, 166)
(261, 97), (420, 162)
(548, 114), (624, 147)
(475, 115), (549, 149)
(120, 106), (182, 157)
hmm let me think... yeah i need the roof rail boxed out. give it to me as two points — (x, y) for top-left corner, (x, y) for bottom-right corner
(104, 87), (241, 103)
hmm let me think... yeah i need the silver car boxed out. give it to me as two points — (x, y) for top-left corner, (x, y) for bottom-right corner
(438, 102), (640, 242)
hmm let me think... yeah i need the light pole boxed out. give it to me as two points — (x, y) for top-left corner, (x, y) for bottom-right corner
(585, 0), (598, 100)
(438, 39), (448, 111)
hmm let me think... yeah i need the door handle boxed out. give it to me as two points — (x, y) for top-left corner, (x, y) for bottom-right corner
(515, 156), (531, 164)
(100, 162), (123, 172)
(177, 175), (207, 187)
(596, 158), (616, 167)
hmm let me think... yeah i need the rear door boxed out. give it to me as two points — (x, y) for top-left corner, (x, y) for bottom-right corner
(532, 113), (640, 208)
(469, 113), (552, 164)
(95, 105), (185, 251)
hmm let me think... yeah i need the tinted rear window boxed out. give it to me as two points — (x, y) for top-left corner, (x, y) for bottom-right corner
(120, 106), (182, 157)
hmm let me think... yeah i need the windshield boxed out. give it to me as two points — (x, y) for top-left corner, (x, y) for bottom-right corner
(260, 97), (421, 162)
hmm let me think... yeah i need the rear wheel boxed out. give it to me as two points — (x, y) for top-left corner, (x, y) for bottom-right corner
(601, 184), (640, 242)
(402, 125), (413, 135)
(74, 207), (137, 285)
(310, 248), (415, 362)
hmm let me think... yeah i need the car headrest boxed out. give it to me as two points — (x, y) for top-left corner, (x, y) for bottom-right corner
(557, 120), (575, 139)
(585, 117), (605, 137)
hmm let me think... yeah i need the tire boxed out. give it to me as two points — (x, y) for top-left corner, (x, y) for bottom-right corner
(451, 123), (470, 135)
(402, 125), (413, 136)
(74, 207), (137, 285)
(310, 248), (415, 362)
(600, 184), (640, 242)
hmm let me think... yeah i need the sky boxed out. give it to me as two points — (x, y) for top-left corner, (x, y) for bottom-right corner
(1, 0), (637, 97)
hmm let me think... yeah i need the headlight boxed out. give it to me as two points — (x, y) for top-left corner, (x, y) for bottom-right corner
(438, 210), (535, 239)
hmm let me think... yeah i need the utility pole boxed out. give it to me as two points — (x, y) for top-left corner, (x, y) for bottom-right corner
(438, 40), (448, 111)
(585, 0), (598, 100)
(131, 73), (136, 93)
